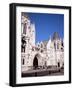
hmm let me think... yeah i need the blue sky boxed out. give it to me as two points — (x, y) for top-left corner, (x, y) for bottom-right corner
(27, 13), (64, 43)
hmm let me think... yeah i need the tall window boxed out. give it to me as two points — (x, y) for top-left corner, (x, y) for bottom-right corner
(54, 43), (56, 50)
(61, 41), (64, 47)
(22, 58), (25, 65)
(21, 44), (26, 52)
(21, 36), (26, 52)
(23, 23), (27, 34)
(22, 36), (26, 44)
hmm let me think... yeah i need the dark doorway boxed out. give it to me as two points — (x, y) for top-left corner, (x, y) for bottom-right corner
(33, 56), (38, 69)
(58, 62), (60, 67)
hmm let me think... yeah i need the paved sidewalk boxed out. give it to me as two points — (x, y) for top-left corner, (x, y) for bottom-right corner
(22, 68), (64, 77)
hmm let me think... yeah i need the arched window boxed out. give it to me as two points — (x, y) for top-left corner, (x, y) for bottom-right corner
(54, 42), (56, 50)
(22, 36), (26, 44)
(21, 44), (26, 52)
(22, 58), (25, 65)
(23, 23), (27, 34)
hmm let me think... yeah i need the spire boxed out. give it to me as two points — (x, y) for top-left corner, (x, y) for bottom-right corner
(52, 32), (60, 40)
(47, 36), (52, 49)
(49, 35), (51, 40)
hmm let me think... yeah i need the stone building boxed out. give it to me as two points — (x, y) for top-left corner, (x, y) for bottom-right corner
(21, 13), (64, 72)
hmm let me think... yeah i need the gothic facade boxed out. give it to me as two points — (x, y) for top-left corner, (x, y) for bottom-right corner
(21, 13), (64, 72)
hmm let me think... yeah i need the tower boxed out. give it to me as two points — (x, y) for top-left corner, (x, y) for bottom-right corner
(21, 13), (35, 71)
(52, 32), (64, 67)
(30, 23), (35, 46)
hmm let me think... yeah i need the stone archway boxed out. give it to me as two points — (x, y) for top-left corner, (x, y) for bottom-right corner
(33, 56), (38, 69)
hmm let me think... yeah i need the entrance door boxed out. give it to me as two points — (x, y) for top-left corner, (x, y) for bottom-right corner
(58, 62), (60, 67)
(33, 56), (38, 69)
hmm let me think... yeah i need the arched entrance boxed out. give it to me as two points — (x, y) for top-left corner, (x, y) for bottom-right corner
(58, 62), (60, 67)
(33, 56), (38, 69)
